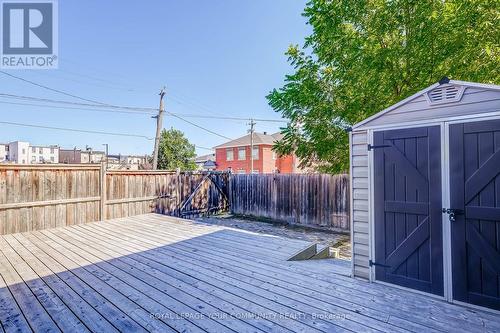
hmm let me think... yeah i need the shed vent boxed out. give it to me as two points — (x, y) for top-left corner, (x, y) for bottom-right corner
(426, 84), (465, 105)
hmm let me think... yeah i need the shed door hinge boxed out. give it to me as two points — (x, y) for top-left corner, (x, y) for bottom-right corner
(369, 260), (391, 268)
(367, 144), (391, 151)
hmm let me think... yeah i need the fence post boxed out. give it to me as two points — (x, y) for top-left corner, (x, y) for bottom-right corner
(100, 162), (107, 221)
(227, 170), (232, 213)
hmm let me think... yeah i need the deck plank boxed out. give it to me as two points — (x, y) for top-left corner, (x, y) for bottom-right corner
(11, 233), (175, 333)
(88, 217), (461, 333)
(77, 222), (398, 333)
(47, 227), (266, 333)
(131, 214), (500, 331)
(0, 250), (61, 333)
(31, 230), (208, 333)
(113, 214), (500, 332)
(0, 213), (500, 333)
(0, 272), (32, 333)
(85, 219), (437, 332)
(68, 224), (339, 333)
(0, 236), (88, 333)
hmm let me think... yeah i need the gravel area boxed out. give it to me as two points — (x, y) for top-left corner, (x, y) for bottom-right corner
(196, 214), (351, 259)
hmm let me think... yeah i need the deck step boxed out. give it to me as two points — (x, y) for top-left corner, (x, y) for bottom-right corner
(287, 243), (339, 261)
(287, 244), (317, 261)
(311, 246), (339, 260)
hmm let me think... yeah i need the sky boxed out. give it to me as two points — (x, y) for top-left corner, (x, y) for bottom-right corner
(0, 0), (311, 156)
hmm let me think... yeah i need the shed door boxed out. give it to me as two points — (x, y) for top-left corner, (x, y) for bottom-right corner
(450, 120), (500, 310)
(374, 126), (443, 295)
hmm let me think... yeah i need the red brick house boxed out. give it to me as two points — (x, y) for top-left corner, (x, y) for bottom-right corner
(214, 132), (300, 174)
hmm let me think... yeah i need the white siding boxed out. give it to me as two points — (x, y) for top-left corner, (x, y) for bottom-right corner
(350, 130), (370, 279)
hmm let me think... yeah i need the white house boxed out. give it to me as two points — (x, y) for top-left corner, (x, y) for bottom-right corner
(7, 141), (30, 164)
(29, 144), (59, 164)
(0, 141), (59, 164)
(0, 144), (8, 162)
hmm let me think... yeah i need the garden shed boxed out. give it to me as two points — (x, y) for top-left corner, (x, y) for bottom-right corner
(349, 78), (500, 312)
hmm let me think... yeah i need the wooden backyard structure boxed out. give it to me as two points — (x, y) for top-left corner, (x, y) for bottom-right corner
(0, 165), (350, 236)
(0, 213), (499, 333)
(230, 173), (350, 230)
(0, 164), (230, 235)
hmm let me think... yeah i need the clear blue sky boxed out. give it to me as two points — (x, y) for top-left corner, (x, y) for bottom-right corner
(0, 0), (310, 156)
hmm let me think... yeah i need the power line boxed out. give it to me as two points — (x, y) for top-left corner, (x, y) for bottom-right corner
(0, 93), (287, 122)
(194, 145), (214, 151)
(168, 113), (233, 140)
(0, 71), (111, 106)
(0, 75), (281, 141)
(0, 100), (156, 115)
(0, 120), (153, 139)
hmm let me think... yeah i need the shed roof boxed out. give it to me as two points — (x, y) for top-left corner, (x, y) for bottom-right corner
(352, 80), (500, 131)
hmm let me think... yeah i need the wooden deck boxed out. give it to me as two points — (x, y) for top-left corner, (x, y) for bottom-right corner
(0, 214), (499, 333)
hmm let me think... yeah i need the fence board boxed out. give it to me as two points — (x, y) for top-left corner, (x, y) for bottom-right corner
(0, 164), (348, 234)
(0, 165), (101, 234)
(230, 173), (350, 230)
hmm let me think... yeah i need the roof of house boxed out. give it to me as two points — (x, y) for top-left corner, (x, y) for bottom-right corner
(195, 153), (215, 163)
(214, 132), (283, 149)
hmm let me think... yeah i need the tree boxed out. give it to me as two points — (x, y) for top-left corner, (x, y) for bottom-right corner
(156, 128), (197, 171)
(268, 0), (499, 173)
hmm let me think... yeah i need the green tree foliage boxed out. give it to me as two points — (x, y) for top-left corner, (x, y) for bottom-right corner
(268, 0), (499, 173)
(157, 128), (197, 171)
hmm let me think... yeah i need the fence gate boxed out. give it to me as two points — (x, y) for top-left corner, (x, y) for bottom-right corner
(450, 120), (500, 310)
(161, 172), (230, 219)
(373, 126), (444, 296)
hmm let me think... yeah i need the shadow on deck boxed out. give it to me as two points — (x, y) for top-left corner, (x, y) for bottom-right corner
(0, 214), (498, 333)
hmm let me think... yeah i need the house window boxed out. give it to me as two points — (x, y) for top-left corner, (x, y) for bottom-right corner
(252, 147), (259, 160)
(39, 156), (43, 162)
(252, 169), (259, 174)
(39, 148), (42, 154)
(22, 148), (25, 154)
(238, 147), (246, 160)
(50, 156), (54, 162)
(237, 169), (246, 174)
(22, 159), (25, 164)
(50, 148), (54, 154)
(32, 147), (36, 153)
(31, 156), (36, 162)
(226, 148), (234, 161)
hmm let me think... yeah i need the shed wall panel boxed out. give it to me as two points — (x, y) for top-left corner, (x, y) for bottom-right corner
(351, 130), (370, 279)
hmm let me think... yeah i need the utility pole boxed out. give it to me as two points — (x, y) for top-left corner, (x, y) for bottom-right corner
(152, 87), (166, 170)
(248, 119), (256, 173)
(102, 143), (108, 170)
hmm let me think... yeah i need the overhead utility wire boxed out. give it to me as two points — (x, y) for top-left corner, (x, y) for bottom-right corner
(0, 75), (271, 141)
(0, 121), (153, 139)
(168, 113), (232, 140)
(0, 93), (287, 122)
(0, 100), (156, 115)
(0, 71), (111, 106)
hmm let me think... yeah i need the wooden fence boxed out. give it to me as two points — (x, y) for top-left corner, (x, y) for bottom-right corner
(229, 173), (350, 230)
(0, 164), (349, 235)
(0, 164), (229, 235)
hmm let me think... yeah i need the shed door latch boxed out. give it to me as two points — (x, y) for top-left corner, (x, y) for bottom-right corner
(442, 208), (464, 222)
(369, 260), (391, 268)
(367, 144), (391, 151)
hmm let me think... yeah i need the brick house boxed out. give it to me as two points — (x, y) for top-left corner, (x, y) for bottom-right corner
(214, 132), (300, 174)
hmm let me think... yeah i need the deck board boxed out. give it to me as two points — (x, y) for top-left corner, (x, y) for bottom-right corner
(0, 213), (498, 333)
